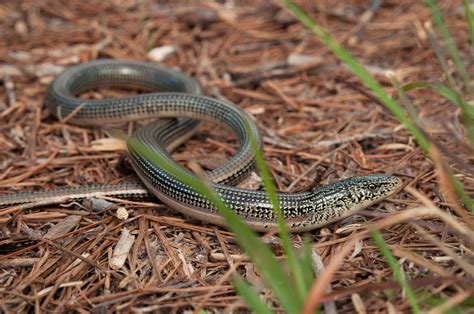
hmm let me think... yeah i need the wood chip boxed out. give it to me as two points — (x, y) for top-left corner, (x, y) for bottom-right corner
(44, 215), (82, 239)
(109, 228), (135, 270)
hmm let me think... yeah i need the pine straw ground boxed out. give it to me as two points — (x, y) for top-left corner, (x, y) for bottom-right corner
(0, 0), (473, 312)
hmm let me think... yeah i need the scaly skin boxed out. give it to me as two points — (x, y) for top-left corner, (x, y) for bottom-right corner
(0, 60), (403, 232)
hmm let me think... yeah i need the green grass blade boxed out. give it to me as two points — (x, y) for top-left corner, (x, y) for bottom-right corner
(465, 0), (474, 47)
(450, 171), (474, 213)
(423, 293), (466, 314)
(434, 83), (461, 105)
(398, 82), (474, 212)
(403, 81), (474, 147)
(434, 84), (474, 116)
(281, 0), (474, 213)
(426, 21), (458, 89)
(244, 124), (308, 301)
(425, 0), (472, 93)
(464, 0), (474, 46)
(233, 276), (274, 314)
(400, 80), (474, 146)
(434, 84), (474, 147)
(459, 296), (474, 309)
(390, 76), (422, 126)
(281, 0), (430, 154)
(126, 137), (302, 312)
(371, 231), (421, 314)
(401, 81), (433, 91)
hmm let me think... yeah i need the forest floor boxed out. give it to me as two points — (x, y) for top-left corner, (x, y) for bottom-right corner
(0, 0), (473, 312)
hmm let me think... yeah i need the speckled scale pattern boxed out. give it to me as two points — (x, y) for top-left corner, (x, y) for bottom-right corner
(128, 139), (401, 231)
(46, 60), (259, 185)
(0, 60), (403, 232)
(0, 182), (150, 206)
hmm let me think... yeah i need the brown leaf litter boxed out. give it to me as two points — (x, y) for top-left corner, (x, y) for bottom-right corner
(0, 0), (473, 312)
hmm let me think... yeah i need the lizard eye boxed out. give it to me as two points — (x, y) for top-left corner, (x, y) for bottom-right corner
(368, 184), (376, 191)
